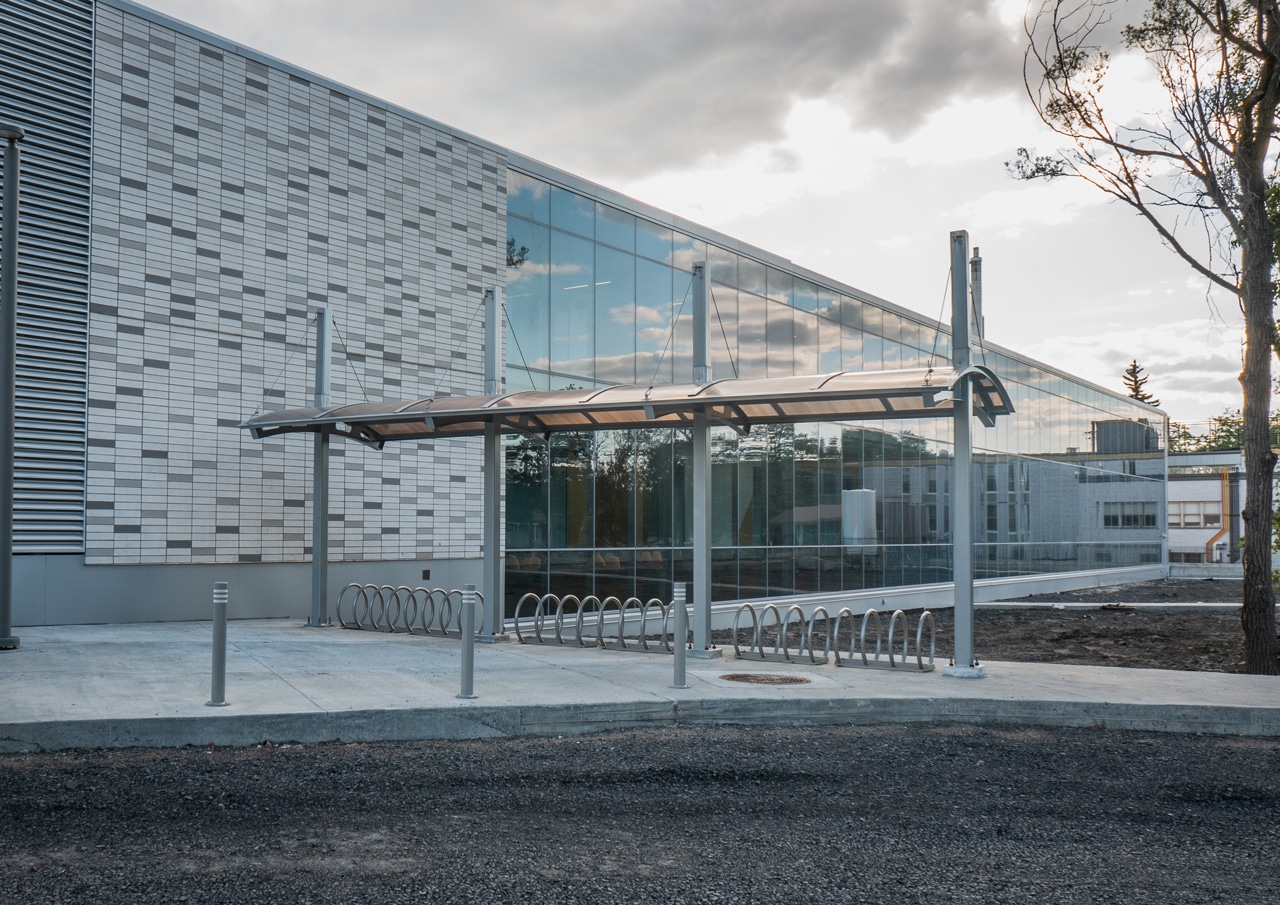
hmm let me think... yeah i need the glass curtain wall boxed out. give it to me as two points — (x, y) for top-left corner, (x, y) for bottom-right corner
(503, 171), (1164, 610)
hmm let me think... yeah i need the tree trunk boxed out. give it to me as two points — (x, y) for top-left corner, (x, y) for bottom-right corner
(1237, 159), (1280, 675)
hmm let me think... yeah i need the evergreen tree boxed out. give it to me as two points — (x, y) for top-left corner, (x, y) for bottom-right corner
(1122, 360), (1160, 407)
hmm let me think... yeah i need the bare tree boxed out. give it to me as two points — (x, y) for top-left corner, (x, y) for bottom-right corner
(1012, 0), (1279, 673)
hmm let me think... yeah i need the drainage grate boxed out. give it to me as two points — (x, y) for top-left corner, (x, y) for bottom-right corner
(720, 673), (811, 686)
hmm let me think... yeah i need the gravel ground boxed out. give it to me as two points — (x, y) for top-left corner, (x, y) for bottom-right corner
(3, 726), (1278, 904)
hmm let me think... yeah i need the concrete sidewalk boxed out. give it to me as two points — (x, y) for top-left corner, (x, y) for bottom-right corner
(1, 618), (1277, 752)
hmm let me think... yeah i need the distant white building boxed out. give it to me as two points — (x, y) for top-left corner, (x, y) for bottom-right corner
(1167, 450), (1241, 564)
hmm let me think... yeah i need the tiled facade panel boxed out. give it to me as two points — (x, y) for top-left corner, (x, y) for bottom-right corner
(87, 5), (505, 564)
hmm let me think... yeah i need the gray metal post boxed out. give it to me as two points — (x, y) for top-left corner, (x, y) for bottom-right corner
(309, 309), (331, 627)
(671, 583), (688, 689)
(969, 246), (983, 338)
(481, 287), (507, 639)
(945, 230), (984, 678)
(690, 262), (718, 657)
(0, 125), (25, 651)
(208, 582), (229, 706)
(458, 583), (477, 698)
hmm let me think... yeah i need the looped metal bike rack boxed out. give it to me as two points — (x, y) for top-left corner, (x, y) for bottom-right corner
(336, 583), (484, 637)
(831, 606), (935, 671)
(513, 592), (675, 652)
(730, 603), (829, 664)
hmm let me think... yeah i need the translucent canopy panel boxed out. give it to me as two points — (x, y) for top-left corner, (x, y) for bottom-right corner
(241, 366), (1013, 449)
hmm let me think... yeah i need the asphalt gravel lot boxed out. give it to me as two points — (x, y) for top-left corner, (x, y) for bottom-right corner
(4, 724), (1279, 904)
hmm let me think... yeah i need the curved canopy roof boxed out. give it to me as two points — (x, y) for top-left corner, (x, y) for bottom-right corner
(241, 366), (1013, 450)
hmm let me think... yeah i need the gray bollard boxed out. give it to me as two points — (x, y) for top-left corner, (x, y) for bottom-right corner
(458, 583), (477, 699)
(208, 581), (229, 707)
(671, 583), (688, 689)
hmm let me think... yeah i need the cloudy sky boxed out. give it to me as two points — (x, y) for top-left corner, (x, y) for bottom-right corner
(142, 0), (1246, 427)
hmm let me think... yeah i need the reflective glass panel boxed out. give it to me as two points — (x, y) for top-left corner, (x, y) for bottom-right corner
(819, 315), (841, 373)
(549, 432), (593, 548)
(765, 300), (795, 377)
(596, 202), (635, 252)
(505, 435), (548, 549)
(711, 430), (738, 546)
(793, 310), (820, 375)
(594, 431), (635, 547)
(738, 432), (767, 545)
(708, 245), (737, 287)
(595, 246), (637, 384)
(636, 258), (675, 385)
(635, 429), (674, 547)
(738, 256), (767, 297)
(550, 186), (594, 238)
(767, 425), (795, 545)
(671, 268), (696, 383)
(507, 171), (549, 223)
(595, 548), (634, 602)
(737, 291), (768, 379)
(505, 218), (550, 386)
(550, 230), (595, 380)
(637, 218), (673, 263)
(671, 231), (705, 272)
(709, 284), (739, 380)
(794, 278), (818, 312)
(766, 267), (793, 308)
(838, 294), (863, 329)
(794, 425), (820, 545)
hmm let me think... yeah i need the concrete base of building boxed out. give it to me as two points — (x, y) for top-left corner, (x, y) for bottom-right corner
(12, 554), (481, 626)
(12, 557), (1167, 628)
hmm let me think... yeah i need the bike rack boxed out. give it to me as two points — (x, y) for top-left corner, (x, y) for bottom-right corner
(831, 606), (935, 671)
(731, 603), (829, 664)
(513, 592), (675, 652)
(336, 583), (484, 637)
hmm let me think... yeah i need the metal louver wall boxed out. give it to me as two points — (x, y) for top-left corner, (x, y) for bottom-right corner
(0, 0), (93, 552)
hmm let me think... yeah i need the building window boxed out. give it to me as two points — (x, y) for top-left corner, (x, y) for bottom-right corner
(1169, 501), (1222, 529)
(1104, 501), (1158, 529)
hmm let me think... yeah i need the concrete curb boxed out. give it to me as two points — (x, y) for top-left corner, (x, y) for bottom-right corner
(5, 695), (1279, 753)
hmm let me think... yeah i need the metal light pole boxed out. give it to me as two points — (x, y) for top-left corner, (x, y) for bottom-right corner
(0, 124), (25, 651)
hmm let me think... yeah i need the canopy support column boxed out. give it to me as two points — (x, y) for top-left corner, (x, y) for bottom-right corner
(945, 231), (985, 678)
(690, 262), (719, 657)
(309, 308), (331, 627)
(481, 286), (507, 639)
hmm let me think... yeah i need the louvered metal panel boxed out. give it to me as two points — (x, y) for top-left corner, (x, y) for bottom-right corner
(0, 0), (92, 553)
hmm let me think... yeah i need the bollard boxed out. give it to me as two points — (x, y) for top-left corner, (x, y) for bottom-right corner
(458, 583), (477, 699)
(671, 583), (688, 689)
(207, 581), (229, 707)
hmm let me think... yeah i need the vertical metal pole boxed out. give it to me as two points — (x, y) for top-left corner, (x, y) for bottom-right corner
(458, 583), (477, 699)
(0, 125), (25, 652)
(969, 246), (983, 338)
(945, 230), (983, 678)
(309, 309), (331, 626)
(208, 582), (229, 706)
(671, 583), (688, 688)
(690, 262), (717, 656)
(481, 287), (506, 638)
